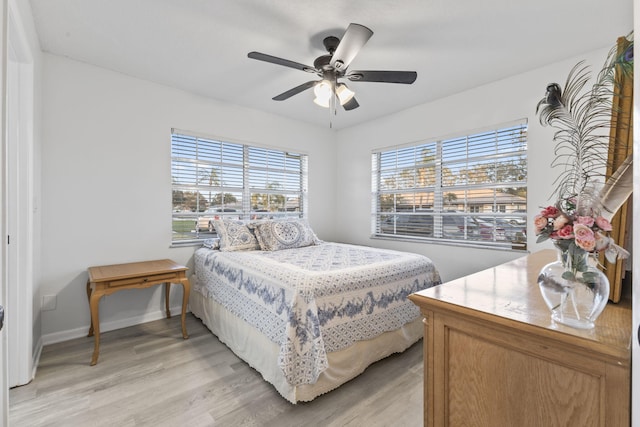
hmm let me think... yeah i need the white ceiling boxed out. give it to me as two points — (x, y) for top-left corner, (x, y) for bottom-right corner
(29, 0), (633, 130)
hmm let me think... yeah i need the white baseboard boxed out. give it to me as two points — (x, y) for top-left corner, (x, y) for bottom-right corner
(41, 305), (190, 346)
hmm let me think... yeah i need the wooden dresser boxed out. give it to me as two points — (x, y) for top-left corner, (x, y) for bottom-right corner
(409, 249), (631, 427)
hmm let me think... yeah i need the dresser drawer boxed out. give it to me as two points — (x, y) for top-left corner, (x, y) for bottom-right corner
(106, 272), (180, 288)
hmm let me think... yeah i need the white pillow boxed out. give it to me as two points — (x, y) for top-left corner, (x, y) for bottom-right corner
(213, 219), (260, 252)
(251, 219), (321, 251)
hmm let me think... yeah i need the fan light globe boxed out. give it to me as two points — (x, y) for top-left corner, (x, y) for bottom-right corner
(336, 84), (355, 105)
(314, 81), (332, 98)
(313, 96), (330, 108)
(313, 80), (332, 108)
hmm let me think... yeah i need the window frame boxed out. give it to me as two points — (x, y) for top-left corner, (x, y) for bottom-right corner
(170, 129), (308, 246)
(371, 120), (528, 250)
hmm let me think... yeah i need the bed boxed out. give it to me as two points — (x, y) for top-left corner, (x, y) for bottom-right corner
(189, 219), (441, 403)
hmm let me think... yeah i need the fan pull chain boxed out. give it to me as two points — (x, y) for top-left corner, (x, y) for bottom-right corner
(329, 75), (338, 128)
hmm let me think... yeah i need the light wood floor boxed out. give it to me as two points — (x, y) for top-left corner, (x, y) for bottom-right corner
(10, 314), (424, 427)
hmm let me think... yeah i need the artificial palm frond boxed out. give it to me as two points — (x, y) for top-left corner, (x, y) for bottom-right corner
(535, 33), (633, 202)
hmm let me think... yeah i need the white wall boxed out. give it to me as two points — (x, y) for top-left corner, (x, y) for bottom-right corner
(39, 54), (335, 342)
(335, 48), (612, 282)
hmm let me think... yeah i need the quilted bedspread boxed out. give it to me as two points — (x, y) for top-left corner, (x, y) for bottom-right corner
(193, 242), (441, 386)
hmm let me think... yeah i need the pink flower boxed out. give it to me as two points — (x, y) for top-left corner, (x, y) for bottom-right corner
(540, 206), (560, 218)
(573, 224), (596, 251)
(556, 224), (574, 239)
(595, 216), (612, 231)
(576, 236), (596, 251)
(553, 214), (570, 231)
(575, 216), (595, 227)
(533, 215), (548, 233)
(573, 223), (594, 239)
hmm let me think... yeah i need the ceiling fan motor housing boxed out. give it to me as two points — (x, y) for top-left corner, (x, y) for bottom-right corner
(313, 54), (333, 72)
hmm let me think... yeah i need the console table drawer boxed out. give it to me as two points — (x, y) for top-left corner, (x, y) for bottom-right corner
(107, 272), (179, 288)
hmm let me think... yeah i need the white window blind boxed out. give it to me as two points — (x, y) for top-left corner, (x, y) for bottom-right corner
(372, 121), (528, 250)
(171, 130), (308, 244)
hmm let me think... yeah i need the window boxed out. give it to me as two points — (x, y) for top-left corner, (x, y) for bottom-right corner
(171, 130), (308, 244)
(372, 121), (527, 250)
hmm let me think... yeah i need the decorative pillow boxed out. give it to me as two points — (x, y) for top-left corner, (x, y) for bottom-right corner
(213, 219), (260, 252)
(202, 238), (220, 250)
(252, 219), (321, 251)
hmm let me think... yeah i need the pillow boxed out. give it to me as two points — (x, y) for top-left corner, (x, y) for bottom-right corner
(213, 219), (260, 252)
(252, 219), (321, 251)
(202, 238), (220, 250)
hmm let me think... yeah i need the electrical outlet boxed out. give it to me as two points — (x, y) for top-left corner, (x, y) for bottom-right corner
(42, 295), (56, 311)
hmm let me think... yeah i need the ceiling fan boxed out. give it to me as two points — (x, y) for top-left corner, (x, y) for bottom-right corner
(248, 23), (417, 112)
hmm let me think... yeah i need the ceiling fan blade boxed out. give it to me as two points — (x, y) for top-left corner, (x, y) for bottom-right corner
(342, 97), (359, 111)
(330, 23), (373, 72)
(248, 52), (316, 73)
(347, 70), (417, 84)
(272, 80), (318, 101)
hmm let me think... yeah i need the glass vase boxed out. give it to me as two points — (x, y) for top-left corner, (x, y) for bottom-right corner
(537, 244), (610, 329)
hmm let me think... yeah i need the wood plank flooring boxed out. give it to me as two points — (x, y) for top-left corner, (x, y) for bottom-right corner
(10, 315), (424, 426)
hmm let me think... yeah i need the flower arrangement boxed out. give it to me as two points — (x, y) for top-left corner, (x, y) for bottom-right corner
(534, 34), (633, 274)
(534, 193), (618, 327)
(532, 35), (633, 330)
(534, 195), (628, 280)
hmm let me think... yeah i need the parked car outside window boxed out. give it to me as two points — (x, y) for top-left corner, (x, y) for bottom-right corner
(470, 217), (507, 241)
(477, 217), (526, 242)
(380, 211), (522, 242)
(196, 208), (238, 232)
(380, 211), (468, 239)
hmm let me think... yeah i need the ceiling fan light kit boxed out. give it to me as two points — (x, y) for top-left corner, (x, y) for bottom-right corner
(248, 23), (417, 116)
(313, 80), (355, 108)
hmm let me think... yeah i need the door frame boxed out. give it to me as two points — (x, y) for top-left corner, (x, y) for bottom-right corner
(0, 0), (8, 423)
(5, 0), (34, 389)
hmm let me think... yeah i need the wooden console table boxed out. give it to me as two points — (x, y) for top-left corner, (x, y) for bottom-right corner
(86, 259), (190, 365)
(409, 250), (631, 426)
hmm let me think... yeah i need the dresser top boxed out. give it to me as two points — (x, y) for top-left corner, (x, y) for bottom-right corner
(409, 249), (631, 361)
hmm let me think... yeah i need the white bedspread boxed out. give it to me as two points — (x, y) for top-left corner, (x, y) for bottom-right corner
(193, 242), (441, 386)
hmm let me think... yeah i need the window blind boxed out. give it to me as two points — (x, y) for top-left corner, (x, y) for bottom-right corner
(171, 130), (308, 244)
(372, 121), (528, 250)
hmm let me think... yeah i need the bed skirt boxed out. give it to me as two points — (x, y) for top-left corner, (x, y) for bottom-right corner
(189, 287), (423, 403)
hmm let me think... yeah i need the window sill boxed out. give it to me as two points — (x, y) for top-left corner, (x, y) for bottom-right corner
(370, 234), (528, 253)
(170, 241), (204, 248)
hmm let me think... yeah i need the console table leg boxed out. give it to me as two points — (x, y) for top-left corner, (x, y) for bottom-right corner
(180, 278), (190, 339)
(86, 280), (94, 337)
(165, 282), (171, 318)
(89, 292), (102, 366)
